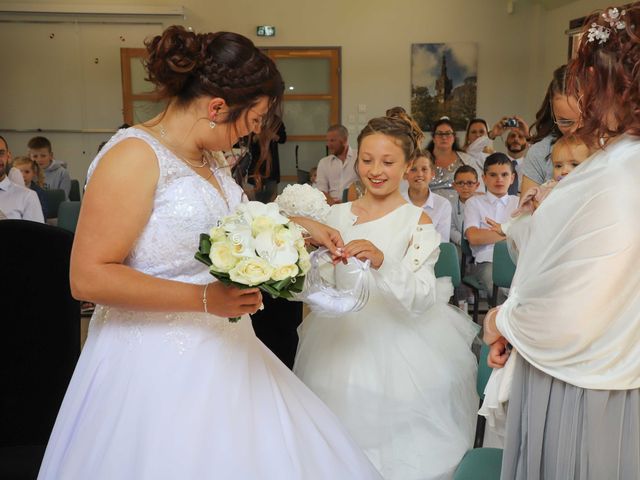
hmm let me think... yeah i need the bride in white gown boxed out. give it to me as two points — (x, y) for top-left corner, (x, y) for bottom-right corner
(38, 26), (380, 480)
(295, 115), (479, 480)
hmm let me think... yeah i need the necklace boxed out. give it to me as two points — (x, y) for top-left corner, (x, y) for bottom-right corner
(156, 123), (208, 168)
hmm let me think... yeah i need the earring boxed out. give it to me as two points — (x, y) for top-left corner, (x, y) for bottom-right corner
(209, 120), (216, 129)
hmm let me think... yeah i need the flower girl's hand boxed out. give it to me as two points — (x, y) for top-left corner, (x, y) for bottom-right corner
(290, 216), (344, 257)
(342, 240), (384, 269)
(206, 282), (263, 317)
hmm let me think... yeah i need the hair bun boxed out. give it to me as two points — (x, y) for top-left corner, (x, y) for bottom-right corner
(145, 25), (201, 97)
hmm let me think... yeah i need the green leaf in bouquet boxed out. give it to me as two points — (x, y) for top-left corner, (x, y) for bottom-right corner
(195, 251), (212, 267)
(289, 275), (305, 294)
(199, 233), (212, 254)
(259, 283), (281, 299)
(270, 277), (293, 292)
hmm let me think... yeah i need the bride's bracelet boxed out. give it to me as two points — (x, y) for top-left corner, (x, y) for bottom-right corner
(202, 283), (209, 314)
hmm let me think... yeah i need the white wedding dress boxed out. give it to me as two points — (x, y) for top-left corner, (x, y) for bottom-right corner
(295, 203), (479, 480)
(38, 128), (381, 480)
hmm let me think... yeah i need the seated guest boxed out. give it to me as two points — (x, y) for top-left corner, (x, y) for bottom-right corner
(450, 165), (480, 246)
(402, 151), (452, 241)
(0, 135), (25, 187)
(12, 156), (49, 218)
(464, 153), (518, 296)
(487, 116), (531, 194)
(0, 137), (44, 222)
(316, 124), (358, 205)
(28, 136), (71, 199)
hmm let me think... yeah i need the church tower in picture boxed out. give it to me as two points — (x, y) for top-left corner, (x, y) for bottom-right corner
(435, 52), (453, 104)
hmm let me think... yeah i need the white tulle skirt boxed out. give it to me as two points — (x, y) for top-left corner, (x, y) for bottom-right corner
(38, 306), (381, 480)
(295, 280), (480, 480)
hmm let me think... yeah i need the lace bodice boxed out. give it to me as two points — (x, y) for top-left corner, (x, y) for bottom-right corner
(87, 128), (244, 285)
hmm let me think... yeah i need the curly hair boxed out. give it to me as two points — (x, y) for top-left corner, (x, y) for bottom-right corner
(357, 115), (424, 164)
(144, 26), (284, 187)
(567, 5), (640, 146)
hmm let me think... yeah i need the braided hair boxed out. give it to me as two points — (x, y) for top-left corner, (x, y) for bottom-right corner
(144, 26), (284, 186)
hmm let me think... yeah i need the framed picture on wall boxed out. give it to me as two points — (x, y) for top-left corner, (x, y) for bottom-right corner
(567, 16), (586, 60)
(410, 42), (478, 131)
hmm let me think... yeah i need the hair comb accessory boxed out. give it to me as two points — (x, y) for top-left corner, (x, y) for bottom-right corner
(587, 8), (626, 44)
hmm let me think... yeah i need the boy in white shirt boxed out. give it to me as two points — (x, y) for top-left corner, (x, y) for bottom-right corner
(464, 153), (519, 296)
(401, 152), (452, 241)
(450, 165), (480, 246)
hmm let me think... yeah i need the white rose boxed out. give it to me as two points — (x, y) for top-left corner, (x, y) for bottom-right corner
(209, 226), (227, 243)
(238, 201), (289, 226)
(297, 246), (311, 274)
(209, 241), (239, 273)
(271, 264), (299, 281)
(251, 215), (276, 236)
(254, 230), (299, 267)
(228, 226), (256, 258)
(229, 257), (274, 286)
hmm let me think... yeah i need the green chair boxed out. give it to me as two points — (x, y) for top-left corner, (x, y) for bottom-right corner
(491, 241), (516, 307)
(341, 187), (349, 203)
(43, 189), (66, 219)
(435, 243), (461, 304)
(57, 201), (81, 233)
(453, 343), (502, 480)
(435, 242), (461, 287)
(454, 448), (503, 480)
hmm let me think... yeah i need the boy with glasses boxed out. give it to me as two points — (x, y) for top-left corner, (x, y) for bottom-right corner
(450, 165), (480, 246)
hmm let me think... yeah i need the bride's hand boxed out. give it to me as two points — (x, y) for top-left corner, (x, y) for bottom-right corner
(205, 282), (262, 317)
(342, 239), (384, 269)
(290, 216), (344, 257)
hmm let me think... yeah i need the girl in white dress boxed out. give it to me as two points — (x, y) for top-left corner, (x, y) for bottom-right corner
(38, 26), (380, 480)
(295, 116), (479, 480)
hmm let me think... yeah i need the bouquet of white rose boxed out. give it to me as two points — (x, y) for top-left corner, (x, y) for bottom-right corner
(195, 201), (311, 322)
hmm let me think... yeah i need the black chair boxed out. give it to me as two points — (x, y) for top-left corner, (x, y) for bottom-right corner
(42, 189), (66, 219)
(69, 179), (81, 202)
(0, 220), (80, 479)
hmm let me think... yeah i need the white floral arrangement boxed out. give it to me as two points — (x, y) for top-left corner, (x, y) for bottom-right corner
(195, 201), (311, 322)
(275, 183), (330, 223)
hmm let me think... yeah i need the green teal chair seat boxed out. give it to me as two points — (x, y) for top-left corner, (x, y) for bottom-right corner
(492, 241), (516, 288)
(491, 241), (517, 307)
(57, 201), (81, 233)
(454, 448), (503, 480)
(342, 188), (349, 203)
(434, 242), (461, 288)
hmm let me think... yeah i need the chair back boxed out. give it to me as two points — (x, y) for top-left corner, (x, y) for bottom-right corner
(69, 179), (81, 201)
(58, 201), (81, 233)
(341, 188), (349, 203)
(434, 242), (461, 288)
(460, 234), (474, 274)
(477, 343), (493, 399)
(0, 220), (80, 475)
(492, 241), (516, 289)
(43, 188), (66, 219)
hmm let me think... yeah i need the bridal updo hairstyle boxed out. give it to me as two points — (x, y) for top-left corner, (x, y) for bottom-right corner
(357, 113), (425, 167)
(567, 5), (640, 144)
(144, 25), (284, 181)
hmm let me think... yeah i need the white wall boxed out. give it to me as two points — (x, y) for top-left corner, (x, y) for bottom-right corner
(0, 0), (615, 180)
